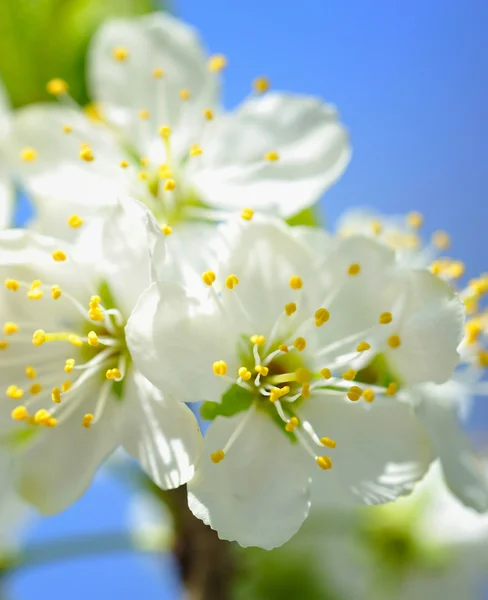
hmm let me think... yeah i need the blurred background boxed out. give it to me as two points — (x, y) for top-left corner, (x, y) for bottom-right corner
(2, 0), (487, 598)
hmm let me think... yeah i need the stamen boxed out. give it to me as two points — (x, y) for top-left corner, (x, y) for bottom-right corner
(46, 78), (68, 96)
(139, 109), (150, 120)
(64, 359), (75, 373)
(25, 366), (36, 379)
(238, 367), (252, 381)
(5, 279), (20, 291)
(82, 413), (94, 428)
(179, 89), (191, 100)
(6, 385), (24, 399)
(203, 108), (214, 121)
(120, 160), (129, 168)
(79, 145), (94, 162)
(112, 47), (129, 62)
(363, 389), (375, 402)
(208, 54), (227, 72)
(342, 369), (356, 381)
(4, 322), (19, 335)
(293, 337), (306, 352)
(387, 334), (401, 348)
(0, 341), (8, 350)
(164, 179), (176, 191)
(212, 360), (228, 376)
(51, 285), (62, 300)
(202, 271), (216, 286)
(285, 416), (299, 432)
(289, 275), (303, 290)
(356, 341), (371, 352)
(264, 151), (279, 161)
(225, 274), (239, 289)
(30, 383), (41, 395)
(11, 406), (29, 421)
(285, 302), (297, 316)
(321, 437), (336, 448)
(315, 308), (330, 327)
(250, 334), (266, 346)
(255, 365), (269, 376)
(316, 456), (333, 470)
(87, 331), (99, 346)
(161, 224), (173, 236)
(210, 449), (225, 464)
(407, 211), (423, 229)
(52, 249), (67, 262)
(379, 312), (393, 324)
(386, 382), (398, 396)
(63, 125), (73, 134)
(51, 387), (61, 404)
(348, 263), (361, 276)
(347, 385), (362, 401)
(320, 368), (332, 379)
(253, 77), (270, 94)
(241, 208), (254, 221)
(432, 230), (450, 250)
(20, 147), (37, 162)
(189, 144), (203, 156)
(153, 68), (165, 78)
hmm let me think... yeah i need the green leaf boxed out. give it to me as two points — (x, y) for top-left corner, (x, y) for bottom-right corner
(200, 384), (253, 420)
(286, 206), (323, 228)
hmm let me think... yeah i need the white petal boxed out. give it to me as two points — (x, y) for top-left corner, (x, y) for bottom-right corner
(0, 170), (14, 229)
(191, 93), (350, 217)
(126, 281), (237, 403)
(88, 13), (217, 157)
(188, 409), (312, 549)
(121, 371), (202, 489)
(301, 395), (434, 506)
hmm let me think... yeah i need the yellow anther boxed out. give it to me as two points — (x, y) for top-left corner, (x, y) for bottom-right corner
(51, 387), (61, 404)
(301, 382), (311, 398)
(321, 437), (336, 448)
(432, 230), (450, 250)
(25, 366), (36, 379)
(212, 360), (228, 376)
(46, 417), (57, 428)
(31, 279), (42, 288)
(120, 160), (129, 168)
(316, 456), (333, 471)
(238, 367), (252, 381)
(161, 224), (173, 236)
(67, 214), (83, 229)
(348, 263), (361, 276)
(208, 54), (227, 72)
(250, 334), (266, 346)
(225, 274), (239, 289)
(139, 109), (150, 120)
(20, 147), (37, 162)
(27, 286), (43, 300)
(30, 383), (41, 395)
(164, 179), (176, 191)
(62, 124), (72, 134)
(179, 88), (191, 100)
(202, 271), (216, 286)
(371, 220), (382, 235)
(379, 312), (393, 324)
(407, 211), (424, 229)
(356, 341), (371, 352)
(293, 337), (306, 352)
(87, 331), (99, 346)
(82, 413), (94, 428)
(32, 330), (46, 346)
(64, 359), (75, 373)
(141, 157), (151, 167)
(289, 275), (303, 290)
(241, 208), (254, 221)
(285, 417), (299, 432)
(189, 143), (203, 156)
(51, 285), (62, 300)
(52, 249), (67, 262)
(430, 261), (442, 275)
(138, 171), (148, 181)
(386, 382), (398, 396)
(153, 67), (165, 78)
(253, 76), (270, 94)
(34, 409), (51, 425)
(79, 146), (94, 162)
(5, 279), (20, 291)
(347, 385), (362, 402)
(203, 108), (214, 120)
(363, 388), (375, 403)
(478, 351), (488, 368)
(388, 334), (401, 349)
(320, 367), (332, 379)
(255, 365), (269, 376)
(69, 334), (83, 347)
(158, 164), (172, 179)
(295, 368), (312, 384)
(46, 78), (68, 95)
(269, 388), (281, 403)
(0, 340), (8, 350)
(6, 385), (24, 400)
(11, 406), (28, 421)
(447, 261), (465, 280)
(265, 151), (279, 161)
(315, 308), (330, 327)
(112, 46), (129, 61)
(279, 344), (289, 353)
(61, 381), (71, 393)
(4, 322), (19, 335)
(159, 125), (171, 138)
(465, 320), (482, 344)
(342, 369), (357, 381)
(89, 308), (104, 321)
(210, 449), (225, 464)
(285, 302), (297, 316)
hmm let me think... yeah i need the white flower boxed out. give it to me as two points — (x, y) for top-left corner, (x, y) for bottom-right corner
(0, 196), (201, 514)
(335, 207), (488, 512)
(6, 13), (349, 237)
(0, 450), (31, 554)
(0, 80), (14, 229)
(126, 215), (464, 549)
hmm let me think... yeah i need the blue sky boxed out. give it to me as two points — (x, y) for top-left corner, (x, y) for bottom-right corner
(8, 1), (488, 598)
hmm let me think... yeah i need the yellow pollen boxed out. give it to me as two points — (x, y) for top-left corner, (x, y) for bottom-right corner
(62, 124), (72, 134)
(432, 230), (451, 250)
(210, 449), (225, 464)
(4, 322), (19, 335)
(5, 279), (20, 291)
(388, 334), (401, 348)
(112, 46), (129, 61)
(285, 417), (299, 432)
(6, 385), (24, 400)
(87, 331), (99, 346)
(386, 382), (398, 396)
(279, 344), (289, 353)
(255, 365), (269, 376)
(407, 211), (424, 229)
(20, 147), (37, 162)
(32, 330), (46, 346)
(61, 381), (71, 393)
(27, 286), (43, 300)
(52, 249), (67, 262)
(25, 366), (36, 379)
(347, 385), (362, 401)
(34, 409), (52, 426)
(189, 143), (203, 156)
(212, 360), (228, 376)
(371, 220), (382, 235)
(64, 359), (75, 373)
(153, 67), (165, 79)
(140, 157), (150, 167)
(161, 224), (173, 236)
(107, 368), (122, 380)
(284, 302), (297, 316)
(208, 54), (227, 72)
(253, 77), (270, 94)
(241, 208), (254, 221)
(203, 108), (214, 120)
(225, 274), (239, 289)
(447, 261), (465, 280)
(139, 109), (150, 120)
(321, 437), (336, 448)
(315, 308), (330, 326)
(30, 383), (42, 395)
(363, 388), (375, 403)
(120, 160), (129, 168)
(356, 341), (371, 352)
(179, 89), (191, 100)
(164, 179), (176, 191)
(51, 285), (62, 300)
(316, 456), (333, 471)
(67, 214), (83, 228)
(293, 337), (306, 352)
(159, 164), (172, 179)
(289, 275), (303, 290)
(250, 334), (266, 346)
(82, 413), (94, 428)
(320, 368), (332, 379)
(301, 382), (311, 398)
(202, 271), (216, 286)
(159, 125), (171, 138)
(11, 406), (29, 421)
(478, 351), (488, 368)
(238, 367), (252, 381)
(265, 151), (279, 161)
(295, 368), (312, 384)
(0, 341), (8, 350)
(46, 417), (57, 428)
(430, 261), (442, 275)
(51, 387), (61, 404)
(348, 263), (361, 276)
(342, 369), (356, 381)
(79, 146), (94, 162)
(465, 320), (482, 344)
(69, 334), (83, 347)
(138, 171), (148, 181)
(46, 78), (68, 95)
(379, 312), (393, 324)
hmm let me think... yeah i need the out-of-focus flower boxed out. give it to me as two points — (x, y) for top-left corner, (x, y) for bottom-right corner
(0, 81), (14, 229)
(126, 215), (464, 549)
(6, 13), (350, 237)
(0, 196), (201, 514)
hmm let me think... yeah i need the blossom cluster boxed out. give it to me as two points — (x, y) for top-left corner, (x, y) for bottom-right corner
(0, 13), (487, 564)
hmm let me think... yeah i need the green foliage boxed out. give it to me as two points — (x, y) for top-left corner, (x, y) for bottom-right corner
(286, 206), (323, 228)
(200, 384), (253, 420)
(0, 0), (159, 108)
